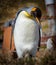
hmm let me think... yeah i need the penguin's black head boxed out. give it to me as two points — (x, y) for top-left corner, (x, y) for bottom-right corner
(31, 7), (42, 20)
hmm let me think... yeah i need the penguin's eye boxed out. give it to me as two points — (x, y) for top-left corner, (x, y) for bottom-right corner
(31, 11), (37, 18)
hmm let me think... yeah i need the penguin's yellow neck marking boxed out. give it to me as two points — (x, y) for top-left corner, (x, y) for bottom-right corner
(32, 8), (37, 11)
(24, 11), (33, 19)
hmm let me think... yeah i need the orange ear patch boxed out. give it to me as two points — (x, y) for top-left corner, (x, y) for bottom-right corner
(32, 8), (37, 11)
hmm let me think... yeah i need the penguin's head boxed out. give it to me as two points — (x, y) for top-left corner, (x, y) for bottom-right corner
(23, 6), (42, 21)
(30, 7), (42, 20)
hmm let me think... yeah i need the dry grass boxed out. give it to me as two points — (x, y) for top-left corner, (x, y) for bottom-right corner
(0, 48), (56, 65)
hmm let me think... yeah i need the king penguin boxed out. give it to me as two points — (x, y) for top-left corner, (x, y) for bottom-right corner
(13, 6), (42, 58)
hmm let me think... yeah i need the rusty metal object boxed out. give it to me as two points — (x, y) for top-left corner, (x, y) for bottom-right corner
(2, 27), (15, 54)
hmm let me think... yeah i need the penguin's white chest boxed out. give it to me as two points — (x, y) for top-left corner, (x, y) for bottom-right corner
(15, 19), (35, 45)
(14, 15), (39, 58)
